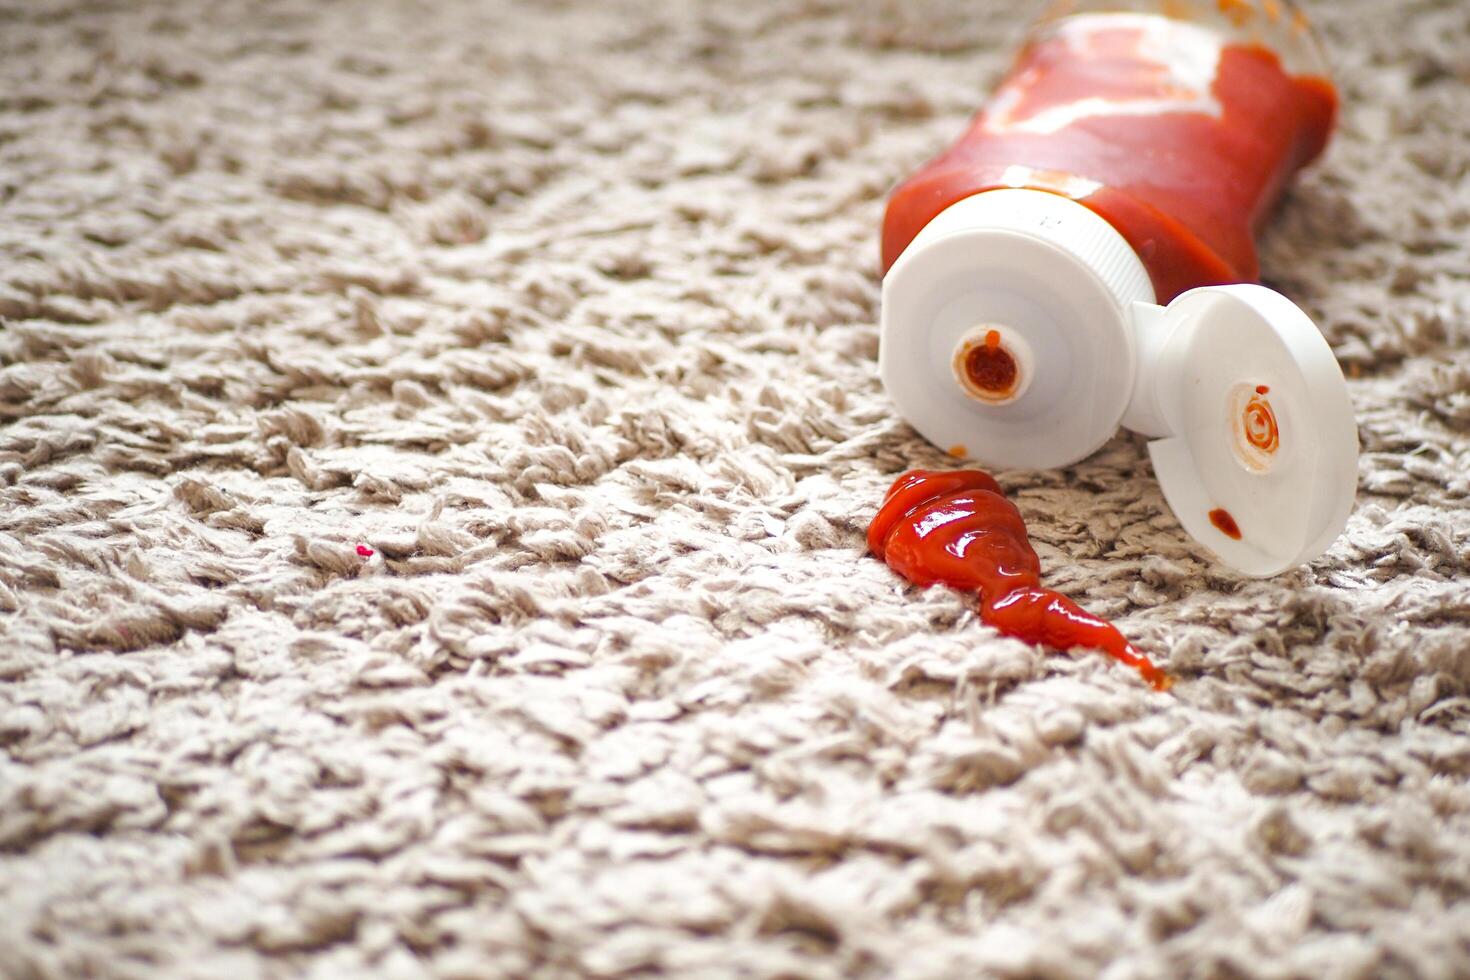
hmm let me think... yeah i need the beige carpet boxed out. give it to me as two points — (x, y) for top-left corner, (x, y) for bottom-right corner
(3, 0), (1470, 976)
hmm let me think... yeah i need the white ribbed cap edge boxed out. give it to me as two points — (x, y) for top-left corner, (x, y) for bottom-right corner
(880, 188), (1155, 470)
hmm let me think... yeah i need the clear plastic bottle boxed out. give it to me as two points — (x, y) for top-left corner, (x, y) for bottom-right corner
(878, 0), (1357, 576)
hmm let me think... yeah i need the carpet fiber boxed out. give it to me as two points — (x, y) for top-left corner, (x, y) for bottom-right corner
(3, 0), (1470, 976)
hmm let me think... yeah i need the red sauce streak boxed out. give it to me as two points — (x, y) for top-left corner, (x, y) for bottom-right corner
(1255, 384), (1270, 394)
(881, 19), (1336, 302)
(1208, 507), (1242, 539)
(869, 470), (1172, 691)
(357, 544), (375, 557)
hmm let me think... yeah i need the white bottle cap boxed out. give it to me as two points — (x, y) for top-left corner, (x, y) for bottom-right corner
(880, 188), (1359, 576)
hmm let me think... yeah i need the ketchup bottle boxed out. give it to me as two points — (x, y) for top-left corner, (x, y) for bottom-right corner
(878, 0), (1359, 577)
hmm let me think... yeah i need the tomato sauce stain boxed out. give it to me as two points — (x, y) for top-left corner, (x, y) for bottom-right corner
(870, 470), (1172, 690)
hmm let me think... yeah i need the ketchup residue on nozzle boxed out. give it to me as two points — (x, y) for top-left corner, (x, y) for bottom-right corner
(964, 330), (1019, 397)
(1243, 390), (1280, 454)
(869, 470), (1172, 690)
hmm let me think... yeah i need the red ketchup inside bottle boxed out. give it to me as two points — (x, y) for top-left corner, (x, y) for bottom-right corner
(881, 13), (1336, 302)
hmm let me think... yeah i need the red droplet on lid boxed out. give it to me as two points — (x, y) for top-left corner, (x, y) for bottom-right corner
(1208, 508), (1242, 539)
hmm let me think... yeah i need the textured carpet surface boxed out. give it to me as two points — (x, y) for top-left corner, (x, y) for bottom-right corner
(3, 0), (1470, 976)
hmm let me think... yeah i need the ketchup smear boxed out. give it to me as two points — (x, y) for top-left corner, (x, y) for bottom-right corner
(881, 16), (1336, 302)
(869, 470), (1171, 690)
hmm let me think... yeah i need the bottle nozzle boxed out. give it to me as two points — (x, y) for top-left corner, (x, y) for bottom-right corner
(951, 324), (1034, 406)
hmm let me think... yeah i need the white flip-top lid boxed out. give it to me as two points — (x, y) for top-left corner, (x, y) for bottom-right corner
(1132, 285), (1359, 576)
(880, 188), (1359, 576)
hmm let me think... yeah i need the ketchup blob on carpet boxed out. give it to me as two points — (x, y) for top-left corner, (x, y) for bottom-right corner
(869, 470), (1172, 691)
